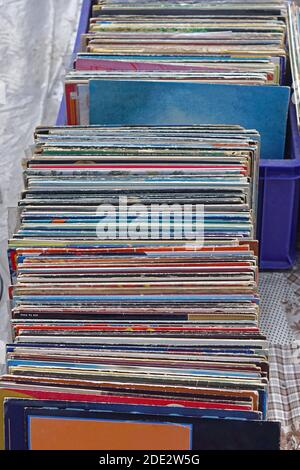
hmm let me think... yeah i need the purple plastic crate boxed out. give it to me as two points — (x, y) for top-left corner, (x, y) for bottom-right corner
(56, 0), (92, 126)
(56, 0), (300, 270)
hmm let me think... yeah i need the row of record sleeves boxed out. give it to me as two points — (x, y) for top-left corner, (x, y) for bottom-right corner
(288, 1), (300, 132)
(2, 124), (281, 450)
(63, 0), (296, 162)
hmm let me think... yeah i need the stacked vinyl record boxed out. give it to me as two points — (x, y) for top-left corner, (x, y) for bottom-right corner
(66, 0), (288, 126)
(0, 124), (279, 450)
(0, 0), (283, 451)
(288, 1), (300, 130)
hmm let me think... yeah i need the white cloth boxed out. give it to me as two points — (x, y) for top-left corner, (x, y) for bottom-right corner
(0, 0), (82, 368)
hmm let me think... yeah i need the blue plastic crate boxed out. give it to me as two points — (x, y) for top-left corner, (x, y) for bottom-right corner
(57, 0), (300, 270)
